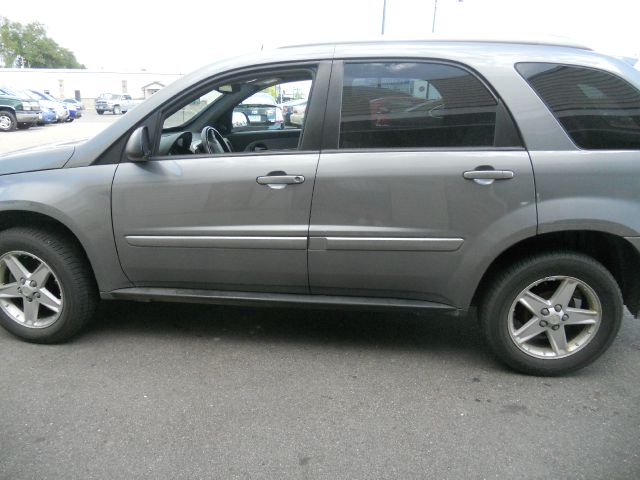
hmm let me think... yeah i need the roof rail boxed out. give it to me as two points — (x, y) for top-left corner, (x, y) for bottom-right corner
(277, 36), (592, 51)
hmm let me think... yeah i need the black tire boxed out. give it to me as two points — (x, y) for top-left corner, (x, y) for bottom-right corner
(479, 252), (623, 376)
(0, 110), (17, 132)
(0, 227), (98, 343)
(96, 110), (104, 115)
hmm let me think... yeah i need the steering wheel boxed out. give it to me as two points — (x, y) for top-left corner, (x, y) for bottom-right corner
(201, 126), (231, 154)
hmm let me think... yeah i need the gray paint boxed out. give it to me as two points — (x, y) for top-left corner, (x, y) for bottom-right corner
(111, 154), (319, 293)
(0, 144), (74, 175)
(308, 150), (536, 306)
(0, 165), (131, 291)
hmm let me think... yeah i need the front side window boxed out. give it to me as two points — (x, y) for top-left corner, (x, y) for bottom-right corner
(339, 62), (498, 149)
(517, 63), (640, 150)
(158, 69), (315, 156)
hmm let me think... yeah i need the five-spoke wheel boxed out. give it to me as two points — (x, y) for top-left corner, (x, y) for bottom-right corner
(0, 227), (97, 343)
(480, 253), (623, 375)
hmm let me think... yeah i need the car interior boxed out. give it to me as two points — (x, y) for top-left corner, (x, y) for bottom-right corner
(158, 70), (314, 157)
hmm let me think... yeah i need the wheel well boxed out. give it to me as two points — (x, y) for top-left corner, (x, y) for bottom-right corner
(472, 231), (640, 316)
(0, 211), (97, 283)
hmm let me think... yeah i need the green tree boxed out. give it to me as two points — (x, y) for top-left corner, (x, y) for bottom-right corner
(0, 17), (85, 68)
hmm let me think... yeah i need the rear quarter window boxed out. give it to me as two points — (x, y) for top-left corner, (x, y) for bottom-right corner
(517, 62), (640, 150)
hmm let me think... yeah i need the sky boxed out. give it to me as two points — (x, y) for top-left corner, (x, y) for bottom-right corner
(2, 0), (639, 73)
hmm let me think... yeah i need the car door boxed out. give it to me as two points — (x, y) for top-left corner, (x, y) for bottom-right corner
(308, 60), (537, 308)
(111, 63), (330, 294)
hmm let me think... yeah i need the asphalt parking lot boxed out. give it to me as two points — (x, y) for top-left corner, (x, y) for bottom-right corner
(0, 110), (118, 155)
(0, 110), (639, 479)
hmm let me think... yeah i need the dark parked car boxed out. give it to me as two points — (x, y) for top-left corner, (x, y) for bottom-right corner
(0, 40), (639, 376)
(0, 86), (41, 130)
(233, 92), (284, 130)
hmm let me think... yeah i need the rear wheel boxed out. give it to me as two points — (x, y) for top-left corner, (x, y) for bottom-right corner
(96, 110), (104, 115)
(479, 252), (623, 376)
(0, 227), (98, 343)
(0, 110), (17, 131)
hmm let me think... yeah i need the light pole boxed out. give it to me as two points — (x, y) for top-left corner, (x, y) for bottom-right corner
(381, 0), (387, 35)
(432, 0), (438, 33)
(433, 0), (463, 34)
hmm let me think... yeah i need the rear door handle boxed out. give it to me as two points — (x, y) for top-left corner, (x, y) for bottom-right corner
(463, 170), (515, 180)
(256, 174), (305, 189)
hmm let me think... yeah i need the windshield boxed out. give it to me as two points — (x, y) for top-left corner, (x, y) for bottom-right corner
(0, 86), (22, 97)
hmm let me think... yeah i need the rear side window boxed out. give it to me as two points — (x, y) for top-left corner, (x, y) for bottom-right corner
(339, 62), (499, 149)
(517, 63), (640, 150)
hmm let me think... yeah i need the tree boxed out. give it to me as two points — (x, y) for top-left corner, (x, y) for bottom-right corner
(0, 17), (85, 69)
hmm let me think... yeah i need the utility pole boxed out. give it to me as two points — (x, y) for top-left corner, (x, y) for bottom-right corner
(432, 0), (438, 33)
(381, 0), (387, 35)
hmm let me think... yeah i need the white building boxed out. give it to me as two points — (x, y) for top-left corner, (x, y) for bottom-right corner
(0, 68), (182, 101)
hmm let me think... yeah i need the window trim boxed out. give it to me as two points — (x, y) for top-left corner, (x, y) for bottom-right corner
(323, 58), (524, 152)
(515, 61), (640, 151)
(149, 60), (331, 160)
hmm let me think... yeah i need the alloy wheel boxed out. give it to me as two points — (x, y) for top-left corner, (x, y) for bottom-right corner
(508, 276), (602, 359)
(0, 251), (64, 328)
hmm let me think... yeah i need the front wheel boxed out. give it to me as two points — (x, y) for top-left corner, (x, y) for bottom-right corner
(479, 252), (623, 376)
(0, 110), (17, 131)
(0, 227), (98, 343)
(96, 110), (104, 115)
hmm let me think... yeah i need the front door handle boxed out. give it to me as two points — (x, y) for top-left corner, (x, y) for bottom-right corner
(463, 170), (515, 180)
(256, 174), (305, 189)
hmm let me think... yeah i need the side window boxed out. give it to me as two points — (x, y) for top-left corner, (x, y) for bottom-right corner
(159, 70), (316, 156)
(339, 62), (498, 149)
(232, 80), (312, 132)
(517, 63), (640, 150)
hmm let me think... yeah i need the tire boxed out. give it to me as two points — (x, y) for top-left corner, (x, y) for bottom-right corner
(96, 110), (104, 115)
(0, 110), (17, 132)
(479, 252), (623, 376)
(66, 118), (74, 123)
(0, 227), (98, 343)
(113, 105), (121, 115)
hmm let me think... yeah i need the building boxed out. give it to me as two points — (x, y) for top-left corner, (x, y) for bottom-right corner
(0, 68), (182, 102)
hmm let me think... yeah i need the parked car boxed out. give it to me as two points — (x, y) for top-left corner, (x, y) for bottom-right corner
(233, 92), (284, 129)
(288, 102), (307, 127)
(0, 86), (41, 130)
(95, 93), (135, 115)
(9, 89), (56, 125)
(63, 101), (82, 122)
(39, 108), (58, 125)
(27, 90), (68, 123)
(0, 40), (639, 376)
(280, 99), (306, 125)
(63, 98), (84, 110)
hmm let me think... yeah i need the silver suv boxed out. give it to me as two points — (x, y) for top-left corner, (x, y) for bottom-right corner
(1, 40), (639, 375)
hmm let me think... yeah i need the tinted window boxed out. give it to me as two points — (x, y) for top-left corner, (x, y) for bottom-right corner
(517, 63), (640, 150)
(339, 62), (498, 149)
